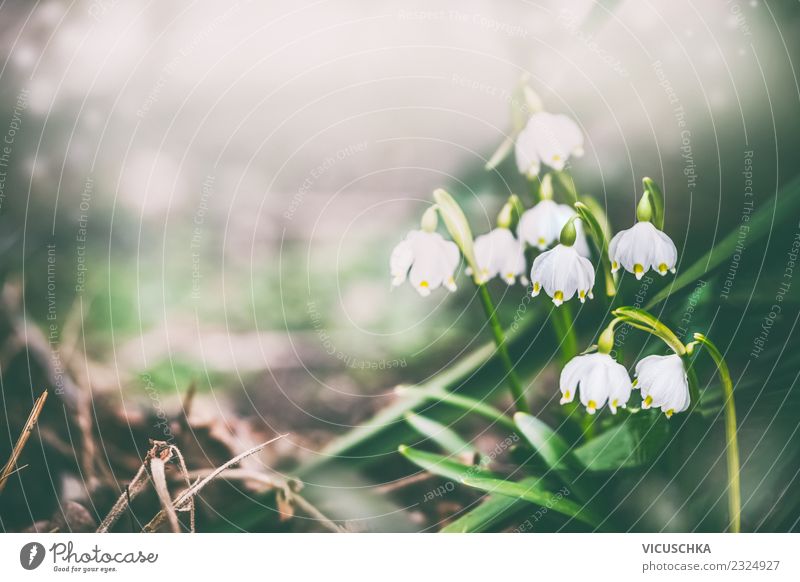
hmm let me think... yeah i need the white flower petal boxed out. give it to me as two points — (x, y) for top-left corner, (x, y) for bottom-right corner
(515, 112), (584, 178)
(530, 244), (595, 306)
(635, 354), (689, 417)
(473, 228), (525, 285)
(609, 222), (678, 279)
(391, 230), (461, 296)
(559, 353), (632, 414)
(390, 237), (414, 287)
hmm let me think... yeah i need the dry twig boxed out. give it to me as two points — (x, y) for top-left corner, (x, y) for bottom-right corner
(143, 435), (287, 532)
(96, 440), (171, 533)
(0, 391), (48, 494)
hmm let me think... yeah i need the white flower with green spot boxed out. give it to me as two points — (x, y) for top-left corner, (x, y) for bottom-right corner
(559, 352), (633, 414)
(634, 354), (690, 418)
(390, 218), (460, 297)
(518, 199), (590, 257)
(515, 112), (584, 179)
(609, 221), (677, 280)
(468, 227), (526, 285)
(529, 243), (595, 306)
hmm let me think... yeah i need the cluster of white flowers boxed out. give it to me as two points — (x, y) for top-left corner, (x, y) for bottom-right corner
(560, 350), (689, 417)
(390, 106), (679, 304)
(389, 98), (696, 421)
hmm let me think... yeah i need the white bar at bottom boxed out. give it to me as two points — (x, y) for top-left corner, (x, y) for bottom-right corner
(1, 533), (797, 581)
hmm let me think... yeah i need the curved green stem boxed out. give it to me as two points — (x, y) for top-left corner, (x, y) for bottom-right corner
(612, 307), (686, 355)
(574, 201), (617, 297)
(477, 284), (530, 413)
(693, 333), (741, 533)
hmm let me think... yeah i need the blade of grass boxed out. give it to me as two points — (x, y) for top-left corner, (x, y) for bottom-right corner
(646, 174), (800, 308)
(514, 412), (590, 501)
(297, 308), (542, 476)
(396, 386), (516, 431)
(441, 476), (541, 533)
(404, 413), (479, 461)
(398, 445), (497, 483)
(460, 476), (600, 528)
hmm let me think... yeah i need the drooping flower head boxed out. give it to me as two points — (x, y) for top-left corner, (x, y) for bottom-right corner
(515, 112), (584, 179)
(390, 207), (460, 297)
(469, 227), (526, 285)
(559, 352), (633, 415)
(529, 217), (595, 306)
(609, 221), (677, 280)
(634, 354), (690, 418)
(518, 199), (590, 257)
(609, 186), (677, 280)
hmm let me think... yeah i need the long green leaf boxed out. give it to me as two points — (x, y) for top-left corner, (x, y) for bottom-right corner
(397, 386), (516, 431)
(460, 476), (600, 527)
(297, 307), (543, 477)
(573, 413), (669, 471)
(405, 413), (478, 460)
(646, 174), (800, 307)
(441, 477), (540, 533)
(513, 413), (572, 472)
(485, 135), (515, 171)
(398, 445), (497, 483)
(514, 413), (590, 501)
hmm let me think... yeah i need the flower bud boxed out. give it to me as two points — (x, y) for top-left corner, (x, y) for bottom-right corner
(539, 173), (554, 201)
(433, 189), (477, 275)
(597, 325), (616, 354)
(496, 200), (515, 230)
(421, 205), (439, 233)
(559, 216), (578, 247)
(636, 191), (653, 223)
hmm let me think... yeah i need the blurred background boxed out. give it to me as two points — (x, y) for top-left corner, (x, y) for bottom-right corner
(1, 0), (799, 532)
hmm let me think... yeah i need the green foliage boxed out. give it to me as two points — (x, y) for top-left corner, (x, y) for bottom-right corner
(404, 413), (481, 461)
(459, 476), (600, 528)
(397, 445), (497, 483)
(573, 412), (670, 471)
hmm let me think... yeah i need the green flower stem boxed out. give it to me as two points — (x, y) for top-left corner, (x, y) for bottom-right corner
(551, 302), (578, 364)
(477, 284), (530, 413)
(612, 307), (686, 355)
(693, 334), (741, 533)
(574, 201), (617, 297)
(682, 358), (702, 414)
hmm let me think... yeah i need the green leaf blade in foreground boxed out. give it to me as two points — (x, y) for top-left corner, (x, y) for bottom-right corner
(460, 476), (600, 528)
(573, 413), (669, 471)
(398, 445), (497, 483)
(646, 173), (800, 308)
(405, 413), (478, 460)
(441, 477), (541, 533)
(513, 412), (572, 472)
(514, 412), (592, 502)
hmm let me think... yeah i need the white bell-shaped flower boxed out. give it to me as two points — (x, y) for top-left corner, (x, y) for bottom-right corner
(609, 221), (677, 280)
(517, 199), (590, 257)
(390, 230), (460, 297)
(530, 244), (595, 306)
(634, 354), (690, 418)
(468, 227), (526, 285)
(559, 353), (633, 414)
(514, 112), (584, 179)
